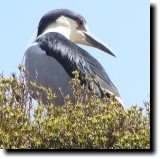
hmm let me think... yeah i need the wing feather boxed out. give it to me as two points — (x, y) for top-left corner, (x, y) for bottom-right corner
(37, 32), (120, 97)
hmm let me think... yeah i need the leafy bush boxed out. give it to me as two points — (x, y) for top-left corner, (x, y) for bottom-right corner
(0, 66), (150, 149)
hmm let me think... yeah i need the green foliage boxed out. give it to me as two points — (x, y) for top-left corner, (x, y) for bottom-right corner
(0, 66), (150, 149)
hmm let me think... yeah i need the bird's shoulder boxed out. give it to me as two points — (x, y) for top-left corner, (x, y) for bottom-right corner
(35, 32), (119, 96)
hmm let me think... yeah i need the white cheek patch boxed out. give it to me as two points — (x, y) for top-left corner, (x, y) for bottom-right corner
(42, 22), (71, 39)
(41, 16), (85, 44)
(56, 16), (77, 28)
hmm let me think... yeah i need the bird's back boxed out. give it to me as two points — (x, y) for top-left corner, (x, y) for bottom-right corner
(25, 32), (121, 105)
(24, 41), (74, 105)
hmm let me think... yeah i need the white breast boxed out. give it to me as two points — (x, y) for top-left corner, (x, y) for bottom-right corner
(24, 42), (74, 106)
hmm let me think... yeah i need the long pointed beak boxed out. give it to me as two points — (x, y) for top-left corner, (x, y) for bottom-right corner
(83, 32), (116, 57)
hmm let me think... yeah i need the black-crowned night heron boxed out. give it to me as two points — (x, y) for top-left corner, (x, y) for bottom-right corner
(24, 9), (122, 105)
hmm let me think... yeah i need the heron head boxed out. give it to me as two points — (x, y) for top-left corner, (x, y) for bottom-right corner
(37, 9), (116, 57)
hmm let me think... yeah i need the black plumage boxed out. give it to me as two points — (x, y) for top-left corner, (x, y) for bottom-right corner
(36, 32), (119, 98)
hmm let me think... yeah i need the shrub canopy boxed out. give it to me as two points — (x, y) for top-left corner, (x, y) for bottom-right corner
(0, 66), (150, 149)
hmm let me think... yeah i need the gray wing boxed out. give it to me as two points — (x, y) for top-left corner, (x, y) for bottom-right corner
(37, 32), (120, 97)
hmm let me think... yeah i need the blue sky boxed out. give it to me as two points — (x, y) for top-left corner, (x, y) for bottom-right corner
(0, 0), (149, 108)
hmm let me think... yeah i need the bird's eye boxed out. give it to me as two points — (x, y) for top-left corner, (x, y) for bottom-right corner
(76, 19), (83, 26)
